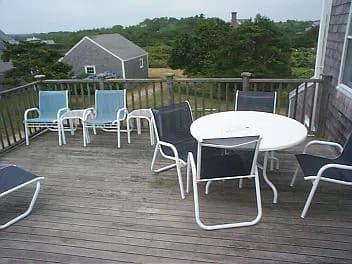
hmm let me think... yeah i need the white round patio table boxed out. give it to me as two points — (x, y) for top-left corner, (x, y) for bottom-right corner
(190, 111), (307, 203)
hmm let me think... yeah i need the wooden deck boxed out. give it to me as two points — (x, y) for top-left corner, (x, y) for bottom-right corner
(0, 130), (351, 263)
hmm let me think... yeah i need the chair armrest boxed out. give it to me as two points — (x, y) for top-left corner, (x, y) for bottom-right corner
(306, 163), (352, 182)
(158, 140), (180, 161)
(83, 107), (95, 121)
(303, 140), (343, 155)
(57, 107), (69, 120)
(116, 107), (128, 121)
(24, 108), (40, 121)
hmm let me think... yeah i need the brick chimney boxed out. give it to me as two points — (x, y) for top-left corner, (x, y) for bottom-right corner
(231, 12), (238, 29)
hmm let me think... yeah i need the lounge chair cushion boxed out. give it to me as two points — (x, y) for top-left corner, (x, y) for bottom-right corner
(0, 165), (38, 194)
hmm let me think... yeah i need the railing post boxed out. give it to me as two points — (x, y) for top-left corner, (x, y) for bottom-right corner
(165, 73), (175, 105)
(241, 72), (252, 91)
(99, 80), (105, 90)
(317, 74), (333, 138)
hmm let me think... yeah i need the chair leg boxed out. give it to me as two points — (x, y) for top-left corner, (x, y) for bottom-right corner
(239, 178), (243, 189)
(186, 159), (191, 193)
(175, 160), (185, 199)
(0, 181), (41, 230)
(117, 122), (121, 148)
(151, 144), (159, 171)
(127, 117), (131, 144)
(290, 166), (300, 187)
(24, 122), (29, 145)
(205, 180), (212, 194)
(301, 178), (320, 218)
(83, 124), (87, 147)
(148, 118), (154, 145)
(57, 123), (62, 146)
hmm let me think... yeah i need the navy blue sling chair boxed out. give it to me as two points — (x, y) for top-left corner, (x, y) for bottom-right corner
(150, 101), (197, 199)
(0, 164), (44, 229)
(290, 134), (352, 218)
(235, 90), (279, 189)
(187, 136), (262, 230)
(235, 90), (277, 114)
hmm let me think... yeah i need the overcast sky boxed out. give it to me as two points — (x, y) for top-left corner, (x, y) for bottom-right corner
(0, 0), (322, 34)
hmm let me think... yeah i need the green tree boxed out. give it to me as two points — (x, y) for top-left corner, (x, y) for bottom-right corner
(230, 14), (292, 77)
(1, 41), (71, 85)
(168, 17), (232, 76)
(169, 14), (291, 78)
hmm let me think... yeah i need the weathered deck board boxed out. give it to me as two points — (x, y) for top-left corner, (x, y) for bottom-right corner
(0, 130), (351, 263)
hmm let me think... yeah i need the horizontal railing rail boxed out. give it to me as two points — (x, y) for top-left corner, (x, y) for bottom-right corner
(0, 74), (323, 152)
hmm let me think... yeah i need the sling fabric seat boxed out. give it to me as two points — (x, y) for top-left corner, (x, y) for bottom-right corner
(187, 136), (262, 230)
(83, 89), (128, 148)
(24, 90), (69, 145)
(150, 101), (196, 199)
(235, 90), (277, 113)
(291, 134), (352, 218)
(0, 164), (44, 230)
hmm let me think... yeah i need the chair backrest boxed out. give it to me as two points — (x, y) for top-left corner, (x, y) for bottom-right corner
(39, 90), (68, 118)
(197, 136), (261, 181)
(340, 133), (352, 162)
(95, 89), (126, 121)
(151, 101), (193, 144)
(235, 90), (277, 113)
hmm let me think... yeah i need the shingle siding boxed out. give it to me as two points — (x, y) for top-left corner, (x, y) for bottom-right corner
(62, 38), (124, 77)
(124, 55), (148, 79)
(322, 0), (352, 143)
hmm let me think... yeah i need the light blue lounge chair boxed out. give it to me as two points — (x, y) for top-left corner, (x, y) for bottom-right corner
(24, 90), (69, 145)
(82, 89), (128, 148)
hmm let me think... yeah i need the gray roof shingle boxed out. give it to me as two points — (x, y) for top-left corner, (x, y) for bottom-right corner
(88, 34), (147, 60)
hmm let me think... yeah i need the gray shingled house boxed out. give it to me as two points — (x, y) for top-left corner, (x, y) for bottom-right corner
(61, 34), (148, 79)
(319, 0), (352, 142)
(291, 0), (352, 143)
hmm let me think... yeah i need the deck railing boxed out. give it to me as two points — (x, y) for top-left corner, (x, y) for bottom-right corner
(0, 73), (323, 152)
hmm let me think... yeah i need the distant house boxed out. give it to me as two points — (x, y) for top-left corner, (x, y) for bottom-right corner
(60, 34), (148, 79)
(0, 30), (16, 90)
(291, 0), (352, 143)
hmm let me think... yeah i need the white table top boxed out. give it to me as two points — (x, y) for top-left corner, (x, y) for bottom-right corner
(60, 109), (86, 119)
(128, 109), (152, 118)
(190, 111), (307, 152)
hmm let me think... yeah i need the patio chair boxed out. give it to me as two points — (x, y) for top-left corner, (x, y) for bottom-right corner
(235, 90), (279, 175)
(0, 164), (44, 229)
(290, 134), (352, 218)
(83, 89), (128, 148)
(24, 90), (70, 145)
(150, 101), (197, 199)
(235, 90), (277, 113)
(186, 136), (262, 230)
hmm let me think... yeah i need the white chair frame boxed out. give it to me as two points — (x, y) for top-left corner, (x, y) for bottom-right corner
(150, 101), (193, 199)
(82, 89), (129, 148)
(24, 91), (70, 146)
(186, 138), (262, 230)
(289, 139), (350, 218)
(290, 140), (344, 187)
(0, 165), (44, 230)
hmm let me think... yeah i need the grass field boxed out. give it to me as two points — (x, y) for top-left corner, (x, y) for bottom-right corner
(148, 68), (185, 78)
